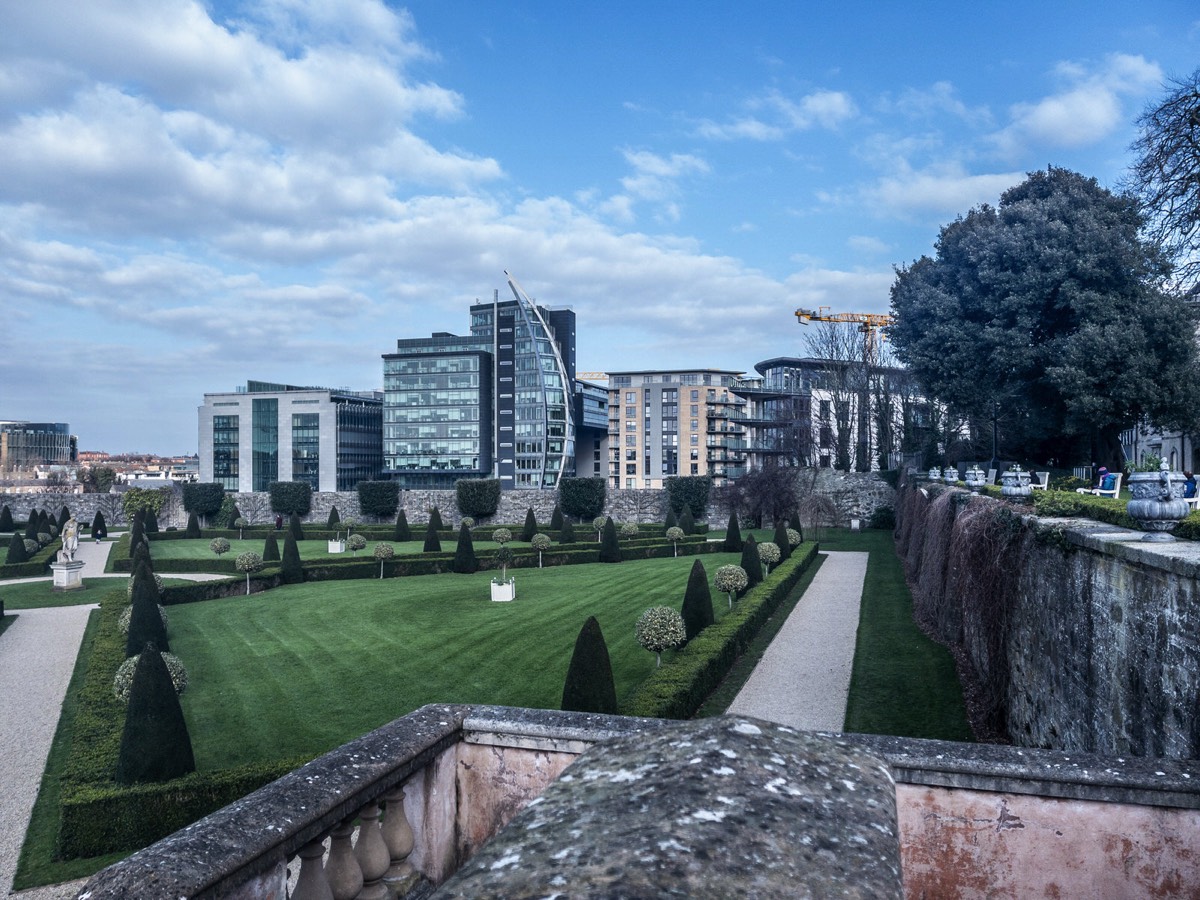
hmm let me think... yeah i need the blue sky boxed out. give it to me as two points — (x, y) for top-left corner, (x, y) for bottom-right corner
(1, 1), (1197, 453)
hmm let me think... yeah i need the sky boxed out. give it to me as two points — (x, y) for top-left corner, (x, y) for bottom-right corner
(1, 1), (1198, 454)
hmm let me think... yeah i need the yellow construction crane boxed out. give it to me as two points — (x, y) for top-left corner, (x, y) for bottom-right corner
(795, 306), (894, 364)
(576, 371), (608, 381)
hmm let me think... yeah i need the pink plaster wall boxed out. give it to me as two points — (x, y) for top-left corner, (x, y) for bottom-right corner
(898, 785), (1200, 899)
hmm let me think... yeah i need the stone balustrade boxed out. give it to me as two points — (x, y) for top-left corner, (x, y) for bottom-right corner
(78, 705), (1200, 898)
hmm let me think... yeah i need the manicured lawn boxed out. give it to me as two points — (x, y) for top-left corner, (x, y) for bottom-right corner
(826, 529), (973, 741)
(0, 578), (191, 609)
(150, 537), (429, 561)
(171, 552), (744, 770)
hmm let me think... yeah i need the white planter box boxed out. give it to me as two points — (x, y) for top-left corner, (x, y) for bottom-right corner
(328, 540), (346, 553)
(490, 580), (516, 602)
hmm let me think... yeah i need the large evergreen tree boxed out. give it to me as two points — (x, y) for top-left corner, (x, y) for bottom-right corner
(891, 166), (1200, 469)
(680, 559), (715, 641)
(560, 616), (618, 714)
(115, 643), (196, 784)
(452, 522), (477, 573)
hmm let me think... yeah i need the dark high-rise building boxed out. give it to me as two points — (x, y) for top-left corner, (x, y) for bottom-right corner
(383, 275), (579, 490)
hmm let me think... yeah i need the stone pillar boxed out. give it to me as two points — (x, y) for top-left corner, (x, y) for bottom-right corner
(436, 716), (903, 897)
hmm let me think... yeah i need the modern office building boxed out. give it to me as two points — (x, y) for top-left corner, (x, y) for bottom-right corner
(0, 421), (76, 470)
(604, 369), (747, 490)
(197, 381), (383, 492)
(382, 275), (581, 490)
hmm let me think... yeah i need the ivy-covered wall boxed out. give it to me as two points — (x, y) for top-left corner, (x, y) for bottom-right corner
(896, 480), (1200, 759)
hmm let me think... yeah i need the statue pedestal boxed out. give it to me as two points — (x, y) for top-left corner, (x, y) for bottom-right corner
(51, 560), (85, 592)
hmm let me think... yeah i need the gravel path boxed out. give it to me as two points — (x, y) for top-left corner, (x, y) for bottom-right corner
(726, 551), (868, 731)
(0, 605), (95, 898)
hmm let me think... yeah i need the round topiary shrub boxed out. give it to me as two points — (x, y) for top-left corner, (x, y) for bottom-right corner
(347, 533), (367, 555)
(118, 603), (169, 635)
(531, 533), (551, 567)
(869, 506), (896, 530)
(113, 651), (188, 702)
(460, 516), (475, 529)
(757, 541), (781, 575)
(492, 527), (513, 545)
(786, 528), (802, 547)
(209, 537), (231, 557)
(635, 606), (686, 667)
(620, 522), (640, 538)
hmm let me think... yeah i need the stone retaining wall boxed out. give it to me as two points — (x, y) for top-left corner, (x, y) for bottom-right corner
(0, 468), (896, 534)
(895, 481), (1200, 759)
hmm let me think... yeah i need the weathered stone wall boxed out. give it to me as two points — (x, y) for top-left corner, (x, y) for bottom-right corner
(895, 482), (1200, 759)
(0, 468), (896, 534)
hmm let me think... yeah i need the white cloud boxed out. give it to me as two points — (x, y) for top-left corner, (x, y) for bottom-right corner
(890, 81), (993, 127)
(833, 162), (1024, 220)
(847, 235), (892, 257)
(990, 53), (1163, 158)
(695, 88), (857, 141)
(597, 150), (710, 223)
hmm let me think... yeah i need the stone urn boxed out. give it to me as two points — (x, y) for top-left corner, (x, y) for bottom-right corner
(1000, 465), (1031, 500)
(943, 466), (959, 485)
(928, 467), (941, 481)
(964, 466), (986, 494)
(1127, 459), (1190, 542)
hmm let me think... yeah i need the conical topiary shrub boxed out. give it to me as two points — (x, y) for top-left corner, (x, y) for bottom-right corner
(663, 506), (677, 533)
(262, 531), (281, 563)
(680, 558), (714, 642)
(599, 517), (621, 563)
(773, 519), (792, 562)
(58, 505), (71, 532)
(428, 507), (444, 531)
(452, 522), (477, 573)
(115, 642), (196, 784)
(24, 513), (39, 542)
(722, 510), (742, 552)
(91, 510), (108, 540)
(423, 519), (441, 553)
(185, 512), (201, 538)
(128, 511), (145, 557)
(288, 513), (304, 541)
(550, 504), (564, 533)
(126, 568), (169, 657)
(679, 506), (696, 536)
(144, 508), (159, 534)
(5, 527), (28, 564)
(561, 616), (618, 714)
(394, 509), (411, 542)
(281, 531), (304, 584)
(559, 518), (575, 544)
(521, 508), (538, 542)
(0, 504), (12, 533)
(327, 506), (340, 528)
(740, 534), (763, 589)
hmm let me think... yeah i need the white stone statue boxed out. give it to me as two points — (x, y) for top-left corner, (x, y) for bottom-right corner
(60, 516), (79, 562)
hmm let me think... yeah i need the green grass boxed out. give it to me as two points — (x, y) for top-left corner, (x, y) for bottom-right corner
(0, 578), (192, 610)
(827, 529), (973, 741)
(13, 610), (129, 890)
(148, 536), (531, 563)
(172, 553), (744, 770)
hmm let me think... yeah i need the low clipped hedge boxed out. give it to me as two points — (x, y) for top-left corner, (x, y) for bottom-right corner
(0, 538), (61, 578)
(620, 543), (818, 719)
(1030, 489), (1139, 530)
(55, 585), (305, 858)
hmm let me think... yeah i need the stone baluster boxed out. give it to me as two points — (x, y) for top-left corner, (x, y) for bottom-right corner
(353, 801), (391, 900)
(290, 836), (334, 900)
(381, 786), (416, 896)
(324, 819), (363, 900)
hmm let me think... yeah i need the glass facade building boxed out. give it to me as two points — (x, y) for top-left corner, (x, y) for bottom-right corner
(198, 382), (382, 492)
(0, 421), (76, 470)
(382, 277), (577, 490)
